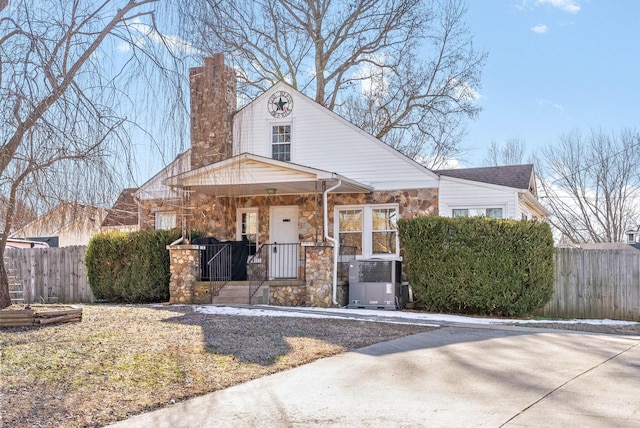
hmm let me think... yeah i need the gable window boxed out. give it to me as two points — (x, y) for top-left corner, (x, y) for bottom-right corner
(237, 209), (259, 255)
(272, 125), (291, 161)
(336, 205), (399, 258)
(452, 208), (503, 219)
(155, 212), (176, 230)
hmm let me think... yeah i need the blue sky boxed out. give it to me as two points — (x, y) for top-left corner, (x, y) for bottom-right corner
(460, 0), (640, 166)
(129, 0), (639, 185)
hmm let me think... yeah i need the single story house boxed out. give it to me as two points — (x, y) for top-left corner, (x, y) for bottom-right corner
(132, 54), (548, 307)
(10, 203), (107, 247)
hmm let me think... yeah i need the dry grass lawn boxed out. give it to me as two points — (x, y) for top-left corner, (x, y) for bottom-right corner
(0, 304), (435, 428)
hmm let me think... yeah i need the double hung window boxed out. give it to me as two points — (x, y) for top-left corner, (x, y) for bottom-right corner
(336, 205), (398, 258)
(155, 212), (176, 230)
(272, 125), (291, 161)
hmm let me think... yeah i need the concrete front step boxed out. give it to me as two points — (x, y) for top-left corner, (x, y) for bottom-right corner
(193, 280), (305, 304)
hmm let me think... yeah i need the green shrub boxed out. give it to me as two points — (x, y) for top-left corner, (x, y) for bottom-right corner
(398, 216), (554, 317)
(85, 229), (183, 303)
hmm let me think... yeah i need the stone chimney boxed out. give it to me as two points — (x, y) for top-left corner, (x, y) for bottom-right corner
(189, 54), (237, 169)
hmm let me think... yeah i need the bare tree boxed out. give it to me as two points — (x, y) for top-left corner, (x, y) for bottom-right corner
(0, 0), (186, 308)
(483, 138), (526, 166)
(178, 0), (486, 167)
(537, 128), (640, 244)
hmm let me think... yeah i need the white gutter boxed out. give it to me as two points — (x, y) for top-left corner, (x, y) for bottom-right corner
(323, 179), (342, 306)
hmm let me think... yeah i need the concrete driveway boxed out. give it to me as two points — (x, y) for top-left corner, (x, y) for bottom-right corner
(109, 324), (640, 427)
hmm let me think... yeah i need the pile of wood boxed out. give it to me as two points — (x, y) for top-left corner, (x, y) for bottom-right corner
(0, 306), (82, 328)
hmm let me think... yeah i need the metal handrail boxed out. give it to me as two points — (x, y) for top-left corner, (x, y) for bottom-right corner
(206, 244), (232, 298)
(248, 244), (268, 304)
(248, 243), (304, 304)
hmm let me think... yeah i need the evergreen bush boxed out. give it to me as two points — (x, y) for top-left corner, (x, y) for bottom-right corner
(398, 216), (554, 317)
(85, 229), (182, 303)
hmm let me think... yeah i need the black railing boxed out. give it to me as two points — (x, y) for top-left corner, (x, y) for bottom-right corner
(205, 244), (232, 297)
(248, 245), (268, 304)
(248, 243), (304, 304)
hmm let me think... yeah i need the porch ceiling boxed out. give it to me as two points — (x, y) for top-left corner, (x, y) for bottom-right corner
(188, 180), (370, 197)
(164, 153), (373, 197)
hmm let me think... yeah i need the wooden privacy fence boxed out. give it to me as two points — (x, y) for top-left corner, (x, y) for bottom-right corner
(5, 246), (94, 304)
(540, 248), (640, 321)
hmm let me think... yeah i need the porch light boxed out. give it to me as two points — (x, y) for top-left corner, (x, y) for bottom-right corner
(265, 187), (277, 195)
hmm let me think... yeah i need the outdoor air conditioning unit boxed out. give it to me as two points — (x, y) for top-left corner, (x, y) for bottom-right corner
(347, 259), (406, 310)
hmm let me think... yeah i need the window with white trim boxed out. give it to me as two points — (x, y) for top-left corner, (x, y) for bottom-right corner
(272, 124), (291, 161)
(237, 208), (259, 255)
(155, 212), (176, 230)
(336, 205), (399, 258)
(452, 208), (503, 219)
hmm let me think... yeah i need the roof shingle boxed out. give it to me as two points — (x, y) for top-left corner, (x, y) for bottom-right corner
(435, 164), (534, 190)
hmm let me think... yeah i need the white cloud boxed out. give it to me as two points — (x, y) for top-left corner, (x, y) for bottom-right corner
(531, 24), (549, 34)
(118, 17), (198, 56)
(537, 0), (580, 14)
(451, 79), (481, 102)
(537, 99), (565, 114)
(117, 43), (131, 53)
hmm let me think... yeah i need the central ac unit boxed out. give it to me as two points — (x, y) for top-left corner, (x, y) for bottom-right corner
(347, 259), (405, 310)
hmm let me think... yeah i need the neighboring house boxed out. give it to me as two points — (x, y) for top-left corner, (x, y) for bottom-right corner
(133, 54), (548, 306)
(624, 229), (640, 250)
(10, 203), (107, 247)
(100, 188), (140, 233)
(4, 237), (50, 249)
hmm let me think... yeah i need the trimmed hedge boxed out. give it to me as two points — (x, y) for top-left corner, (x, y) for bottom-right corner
(398, 216), (554, 317)
(85, 229), (182, 303)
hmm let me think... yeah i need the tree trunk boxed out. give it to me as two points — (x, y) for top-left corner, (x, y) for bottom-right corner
(0, 260), (11, 309)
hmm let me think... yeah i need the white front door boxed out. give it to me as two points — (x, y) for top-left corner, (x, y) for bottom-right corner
(269, 206), (299, 279)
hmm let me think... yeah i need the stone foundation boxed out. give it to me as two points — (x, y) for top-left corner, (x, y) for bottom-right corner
(269, 283), (307, 306)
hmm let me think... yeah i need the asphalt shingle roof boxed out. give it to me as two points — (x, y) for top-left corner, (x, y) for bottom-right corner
(435, 164), (534, 190)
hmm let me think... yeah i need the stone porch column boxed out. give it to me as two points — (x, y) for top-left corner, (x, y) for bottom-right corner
(303, 242), (336, 307)
(167, 244), (204, 304)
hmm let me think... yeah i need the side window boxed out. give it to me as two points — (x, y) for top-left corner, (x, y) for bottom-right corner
(155, 212), (176, 230)
(272, 125), (291, 161)
(237, 209), (259, 255)
(372, 208), (397, 255)
(338, 209), (363, 255)
(336, 205), (399, 258)
(452, 208), (503, 219)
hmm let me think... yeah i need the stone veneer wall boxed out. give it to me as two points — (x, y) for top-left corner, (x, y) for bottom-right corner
(304, 243), (335, 307)
(143, 188), (438, 237)
(269, 283), (307, 306)
(167, 245), (203, 304)
(153, 188), (437, 307)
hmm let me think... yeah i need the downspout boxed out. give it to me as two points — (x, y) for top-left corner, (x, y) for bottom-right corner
(323, 179), (342, 306)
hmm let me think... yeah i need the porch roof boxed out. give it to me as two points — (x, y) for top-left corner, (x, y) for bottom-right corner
(163, 153), (373, 196)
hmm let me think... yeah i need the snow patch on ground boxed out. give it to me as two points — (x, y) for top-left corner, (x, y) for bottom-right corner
(192, 305), (639, 327)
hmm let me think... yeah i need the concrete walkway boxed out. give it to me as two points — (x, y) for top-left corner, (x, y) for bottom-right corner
(109, 323), (640, 427)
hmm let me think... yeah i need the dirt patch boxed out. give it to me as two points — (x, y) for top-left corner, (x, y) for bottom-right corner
(0, 304), (434, 428)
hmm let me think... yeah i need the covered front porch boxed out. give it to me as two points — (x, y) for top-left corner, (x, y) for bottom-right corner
(163, 153), (371, 307)
(167, 240), (356, 307)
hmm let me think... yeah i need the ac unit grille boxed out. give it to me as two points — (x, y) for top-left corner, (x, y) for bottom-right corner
(349, 260), (401, 284)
